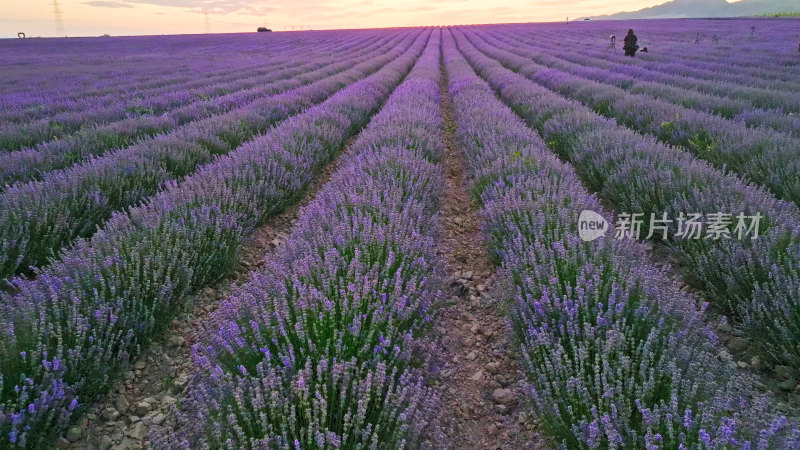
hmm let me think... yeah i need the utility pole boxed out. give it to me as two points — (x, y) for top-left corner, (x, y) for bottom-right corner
(51, 0), (65, 37)
(205, 12), (210, 34)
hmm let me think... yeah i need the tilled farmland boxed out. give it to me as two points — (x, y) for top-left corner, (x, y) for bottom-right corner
(2, 19), (800, 449)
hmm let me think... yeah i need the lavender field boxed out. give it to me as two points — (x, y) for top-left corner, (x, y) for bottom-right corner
(2, 18), (800, 449)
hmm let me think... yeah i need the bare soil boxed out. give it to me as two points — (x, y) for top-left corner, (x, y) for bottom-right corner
(65, 141), (355, 450)
(435, 58), (545, 450)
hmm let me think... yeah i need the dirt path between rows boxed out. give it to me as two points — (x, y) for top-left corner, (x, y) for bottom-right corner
(435, 53), (544, 450)
(65, 141), (355, 450)
(63, 56), (549, 449)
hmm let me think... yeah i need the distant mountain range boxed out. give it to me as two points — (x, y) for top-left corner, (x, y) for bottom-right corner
(590, 0), (799, 19)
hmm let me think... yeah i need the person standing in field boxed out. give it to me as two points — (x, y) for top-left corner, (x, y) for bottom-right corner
(623, 28), (638, 57)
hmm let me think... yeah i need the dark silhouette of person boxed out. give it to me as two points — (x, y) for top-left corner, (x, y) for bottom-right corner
(623, 29), (638, 57)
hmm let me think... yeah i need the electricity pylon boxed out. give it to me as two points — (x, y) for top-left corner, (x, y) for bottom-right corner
(51, 0), (65, 37)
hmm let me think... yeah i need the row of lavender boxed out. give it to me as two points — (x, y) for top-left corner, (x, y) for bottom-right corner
(496, 25), (800, 104)
(0, 48), (324, 152)
(0, 49), (302, 149)
(453, 25), (800, 373)
(533, 19), (800, 86)
(443, 29), (798, 448)
(0, 32), (350, 121)
(496, 21), (800, 139)
(0, 30), (429, 448)
(482, 27), (800, 137)
(0, 31), (417, 281)
(0, 33), (364, 118)
(0, 55), (280, 122)
(0, 32), (399, 186)
(154, 29), (447, 448)
(0, 34), (247, 93)
(461, 30), (800, 210)
(0, 33), (377, 156)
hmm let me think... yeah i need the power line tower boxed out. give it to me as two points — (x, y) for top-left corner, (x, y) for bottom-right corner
(51, 0), (66, 37)
(205, 12), (210, 34)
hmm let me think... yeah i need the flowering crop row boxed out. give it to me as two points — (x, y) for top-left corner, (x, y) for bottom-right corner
(0, 32), (357, 124)
(494, 25), (800, 106)
(0, 33), (403, 186)
(154, 29), (447, 449)
(0, 34), (389, 159)
(481, 28), (800, 137)
(0, 52), (316, 151)
(462, 30), (800, 209)
(0, 29), (429, 449)
(0, 31), (420, 281)
(520, 21), (800, 89)
(443, 28), (798, 449)
(0, 33), (369, 127)
(451, 28), (800, 369)
(497, 27), (800, 132)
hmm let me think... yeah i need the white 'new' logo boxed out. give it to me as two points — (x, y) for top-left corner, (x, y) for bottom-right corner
(578, 210), (608, 242)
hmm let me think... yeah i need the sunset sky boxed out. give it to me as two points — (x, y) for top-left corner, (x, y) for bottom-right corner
(0, 0), (679, 38)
